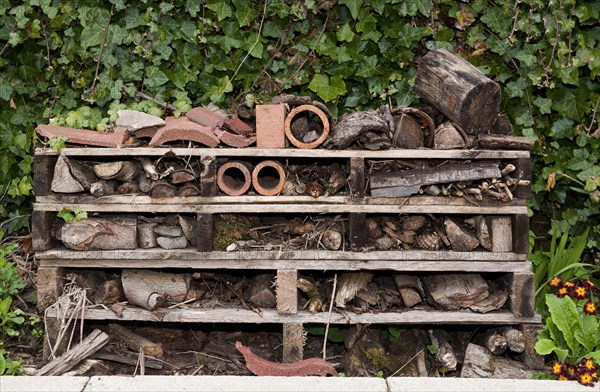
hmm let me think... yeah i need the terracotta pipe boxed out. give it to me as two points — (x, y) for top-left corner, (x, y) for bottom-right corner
(252, 160), (286, 196)
(284, 104), (330, 149)
(216, 161), (252, 196)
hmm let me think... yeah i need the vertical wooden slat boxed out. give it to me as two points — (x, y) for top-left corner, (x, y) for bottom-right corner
(277, 270), (298, 314)
(489, 216), (512, 252)
(349, 213), (367, 251)
(200, 156), (217, 197)
(510, 158), (532, 199)
(282, 323), (304, 363)
(196, 213), (214, 252)
(517, 324), (545, 370)
(32, 210), (57, 251)
(511, 214), (529, 254)
(348, 157), (365, 198)
(496, 270), (535, 318)
(34, 155), (57, 196)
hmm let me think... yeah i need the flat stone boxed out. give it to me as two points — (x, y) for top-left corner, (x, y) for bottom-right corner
(149, 117), (219, 147)
(156, 235), (188, 249)
(0, 376), (89, 392)
(256, 104), (286, 148)
(154, 225), (183, 238)
(37, 125), (128, 148)
(116, 110), (165, 131)
(213, 127), (256, 148)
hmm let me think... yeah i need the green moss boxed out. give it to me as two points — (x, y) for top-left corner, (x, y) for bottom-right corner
(212, 214), (253, 250)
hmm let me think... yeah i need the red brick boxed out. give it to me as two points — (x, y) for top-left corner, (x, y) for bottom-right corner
(256, 104), (286, 149)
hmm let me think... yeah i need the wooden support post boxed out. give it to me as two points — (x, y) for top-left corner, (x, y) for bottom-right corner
(282, 323), (304, 363)
(37, 267), (65, 312)
(511, 214), (529, 254)
(34, 155), (58, 196)
(32, 210), (58, 251)
(510, 158), (532, 199)
(196, 213), (214, 252)
(495, 269), (535, 318)
(277, 270), (298, 314)
(348, 157), (365, 198)
(349, 213), (367, 251)
(488, 216), (512, 252)
(200, 156), (217, 197)
(517, 324), (545, 370)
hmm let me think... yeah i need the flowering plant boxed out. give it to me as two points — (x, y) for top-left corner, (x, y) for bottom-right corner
(535, 277), (599, 387)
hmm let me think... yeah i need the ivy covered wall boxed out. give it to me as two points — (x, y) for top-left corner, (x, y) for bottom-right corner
(0, 0), (599, 248)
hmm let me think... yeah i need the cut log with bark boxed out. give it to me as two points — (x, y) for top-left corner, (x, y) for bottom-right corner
(468, 289), (508, 313)
(502, 327), (526, 353)
(464, 216), (492, 251)
(415, 48), (501, 134)
(370, 161), (501, 197)
(66, 159), (98, 190)
(428, 329), (457, 371)
(393, 274), (424, 308)
(60, 216), (137, 251)
(138, 173), (152, 193)
(391, 111), (423, 148)
(149, 179), (176, 198)
(461, 343), (534, 379)
(170, 169), (196, 184)
(36, 329), (109, 376)
(51, 155), (85, 193)
(475, 134), (536, 151)
(178, 183), (200, 197)
(334, 272), (374, 308)
(434, 122), (467, 149)
(330, 107), (392, 149)
(137, 222), (158, 249)
(422, 274), (489, 310)
(90, 180), (116, 197)
(109, 323), (164, 357)
(121, 269), (190, 310)
(93, 161), (140, 181)
(117, 180), (140, 194)
(244, 274), (277, 308)
(178, 215), (198, 246)
(475, 330), (508, 355)
(444, 218), (480, 251)
(322, 223), (343, 250)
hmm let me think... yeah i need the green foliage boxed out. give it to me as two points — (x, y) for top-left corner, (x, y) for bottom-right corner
(0, 348), (22, 376)
(57, 207), (88, 223)
(304, 326), (344, 343)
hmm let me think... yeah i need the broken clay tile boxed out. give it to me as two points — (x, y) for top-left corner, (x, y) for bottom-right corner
(185, 106), (225, 128)
(256, 104), (286, 148)
(133, 127), (159, 140)
(212, 127), (256, 148)
(148, 116), (219, 148)
(224, 117), (253, 135)
(236, 341), (337, 377)
(116, 110), (165, 131)
(36, 125), (128, 148)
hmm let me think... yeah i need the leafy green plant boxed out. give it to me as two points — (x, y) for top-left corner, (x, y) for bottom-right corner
(0, 348), (22, 376)
(47, 136), (68, 154)
(57, 207), (88, 223)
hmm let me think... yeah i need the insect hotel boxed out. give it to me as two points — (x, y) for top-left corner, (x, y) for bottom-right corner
(33, 49), (542, 376)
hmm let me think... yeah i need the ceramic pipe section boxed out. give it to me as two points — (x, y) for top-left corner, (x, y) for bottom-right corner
(284, 104), (330, 149)
(252, 160), (287, 196)
(216, 161), (252, 196)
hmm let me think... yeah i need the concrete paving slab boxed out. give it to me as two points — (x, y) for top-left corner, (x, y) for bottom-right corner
(387, 377), (591, 391)
(0, 376), (89, 392)
(84, 375), (388, 392)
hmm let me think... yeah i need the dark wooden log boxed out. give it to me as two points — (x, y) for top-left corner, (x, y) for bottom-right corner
(170, 169), (196, 184)
(149, 179), (176, 198)
(330, 107), (392, 149)
(349, 213), (367, 251)
(51, 155), (84, 193)
(415, 48), (501, 134)
(59, 216), (137, 251)
(370, 161), (501, 197)
(512, 214), (529, 254)
(348, 157), (365, 198)
(509, 157), (532, 199)
(393, 274), (423, 308)
(422, 274), (489, 310)
(32, 210), (57, 251)
(492, 114), (513, 135)
(196, 213), (214, 252)
(444, 217), (480, 251)
(117, 180), (139, 194)
(178, 183), (200, 197)
(109, 324), (164, 357)
(90, 180), (115, 197)
(66, 159), (97, 190)
(334, 272), (373, 308)
(73, 270), (124, 305)
(122, 269), (190, 310)
(200, 156), (218, 196)
(476, 330), (508, 355)
(138, 173), (152, 194)
(244, 274), (277, 308)
(475, 134), (536, 150)
(495, 271), (535, 318)
(461, 343), (534, 379)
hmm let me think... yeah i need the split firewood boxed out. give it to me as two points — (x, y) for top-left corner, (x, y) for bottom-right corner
(178, 215), (197, 246)
(90, 180), (116, 197)
(327, 163), (346, 195)
(121, 269), (190, 310)
(137, 222), (158, 249)
(138, 174), (152, 193)
(178, 183), (200, 197)
(474, 134), (536, 151)
(428, 329), (457, 371)
(393, 275), (424, 308)
(36, 329), (109, 376)
(149, 179), (176, 198)
(170, 169), (196, 184)
(330, 106), (393, 149)
(51, 155), (85, 193)
(334, 272), (373, 308)
(433, 122), (467, 149)
(422, 274), (489, 310)
(109, 324), (164, 357)
(93, 161), (140, 182)
(461, 343), (534, 379)
(464, 216), (492, 251)
(444, 217), (479, 251)
(244, 274), (276, 308)
(468, 288), (508, 313)
(60, 216), (137, 251)
(66, 159), (98, 190)
(392, 111), (423, 148)
(73, 270), (124, 305)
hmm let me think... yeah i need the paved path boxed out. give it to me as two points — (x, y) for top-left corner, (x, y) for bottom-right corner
(0, 375), (592, 391)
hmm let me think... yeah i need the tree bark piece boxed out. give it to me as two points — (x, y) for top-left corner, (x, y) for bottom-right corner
(121, 269), (190, 310)
(236, 341), (337, 376)
(422, 274), (489, 310)
(468, 289), (508, 313)
(66, 159), (98, 190)
(428, 329), (457, 371)
(393, 275), (424, 308)
(465, 216), (492, 251)
(434, 122), (467, 149)
(90, 180), (116, 197)
(335, 272), (373, 308)
(51, 155), (85, 193)
(244, 274), (277, 308)
(415, 48), (501, 134)
(461, 343), (534, 379)
(36, 329), (109, 376)
(137, 222), (158, 249)
(60, 216), (137, 251)
(444, 218), (480, 251)
(109, 323), (164, 357)
(370, 161), (501, 197)
(475, 134), (536, 150)
(149, 179), (176, 198)
(331, 107), (392, 149)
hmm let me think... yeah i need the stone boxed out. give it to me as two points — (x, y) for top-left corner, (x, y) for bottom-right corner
(116, 110), (165, 131)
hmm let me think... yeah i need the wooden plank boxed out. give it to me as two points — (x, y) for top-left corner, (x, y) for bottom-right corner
(33, 202), (528, 215)
(200, 156), (217, 197)
(495, 270), (535, 318)
(35, 147), (530, 159)
(36, 249), (529, 263)
(349, 213), (367, 251)
(282, 323), (304, 363)
(32, 210), (57, 251)
(348, 157), (365, 198)
(34, 155), (57, 196)
(489, 216), (512, 252)
(37, 267), (65, 312)
(277, 270), (298, 314)
(196, 213), (214, 252)
(45, 306), (541, 324)
(517, 324), (545, 370)
(511, 214), (529, 254)
(510, 158), (532, 199)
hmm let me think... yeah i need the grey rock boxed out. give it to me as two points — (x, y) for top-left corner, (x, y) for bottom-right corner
(116, 110), (165, 131)
(156, 235), (188, 249)
(154, 225), (183, 238)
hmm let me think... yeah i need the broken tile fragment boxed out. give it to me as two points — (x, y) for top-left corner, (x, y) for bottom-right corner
(116, 110), (165, 131)
(213, 127), (256, 148)
(186, 106), (253, 135)
(148, 116), (219, 148)
(37, 125), (128, 148)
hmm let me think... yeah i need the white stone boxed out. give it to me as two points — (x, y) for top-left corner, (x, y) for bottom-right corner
(116, 110), (165, 131)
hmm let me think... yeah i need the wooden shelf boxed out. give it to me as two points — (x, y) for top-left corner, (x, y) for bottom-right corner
(46, 305), (541, 325)
(35, 147), (530, 159)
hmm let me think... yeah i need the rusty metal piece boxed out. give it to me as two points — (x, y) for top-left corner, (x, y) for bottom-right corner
(235, 341), (337, 377)
(216, 161), (252, 196)
(148, 117), (219, 148)
(284, 104), (330, 149)
(37, 125), (129, 148)
(212, 127), (256, 148)
(252, 160), (286, 196)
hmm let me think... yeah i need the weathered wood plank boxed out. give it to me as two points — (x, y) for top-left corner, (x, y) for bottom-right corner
(517, 324), (545, 370)
(45, 306), (541, 324)
(196, 213), (214, 252)
(32, 210), (57, 251)
(489, 216), (512, 253)
(511, 214), (529, 255)
(277, 270), (298, 314)
(510, 157), (532, 199)
(200, 156), (217, 197)
(35, 147), (530, 160)
(349, 213), (367, 251)
(348, 157), (365, 198)
(495, 269), (535, 318)
(34, 155), (57, 196)
(37, 267), (65, 312)
(282, 323), (304, 363)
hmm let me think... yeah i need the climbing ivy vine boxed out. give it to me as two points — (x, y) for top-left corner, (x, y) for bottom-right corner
(0, 0), (599, 249)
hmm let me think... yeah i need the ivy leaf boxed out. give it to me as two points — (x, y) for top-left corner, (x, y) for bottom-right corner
(0, 76), (13, 101)
(308, 74), (347, 102)
(207, 0), (233, 21)
(144, 66), (169, 88)
(179, 21), (197, 43)
(533, 97), (552, 114)
(80, 26), (103, 49)
(339, 0), (363, 20)
(336, 23), (355, 43)
(558, 67), (579, 86)
(397, 25), (431, 48)
(356, 55), (378, 78)
(549, 87), (589, 122)
(233, 0), (258, 27)
(515, 51), (537, 67)
(356, 8), (382, 43)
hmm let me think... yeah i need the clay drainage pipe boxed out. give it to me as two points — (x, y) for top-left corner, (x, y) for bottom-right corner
(216, 161), (252, 196)
(284, 104), (330, 149)
(252, 160), (286, 196)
